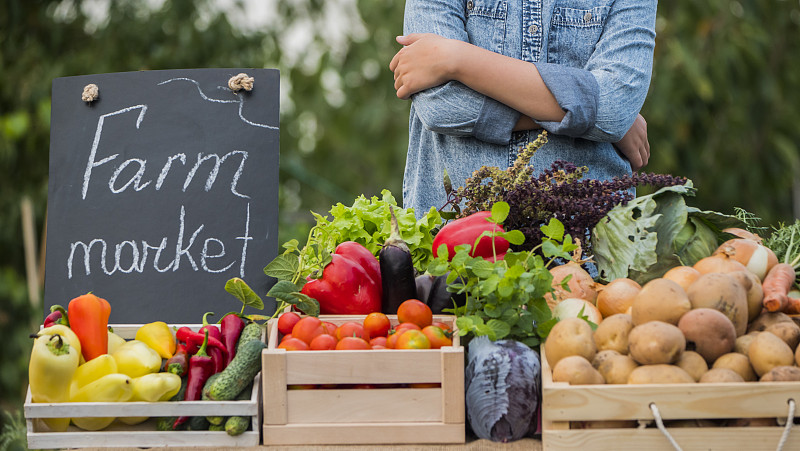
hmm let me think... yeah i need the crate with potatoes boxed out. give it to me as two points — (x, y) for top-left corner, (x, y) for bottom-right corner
(541, 215), (800, 450)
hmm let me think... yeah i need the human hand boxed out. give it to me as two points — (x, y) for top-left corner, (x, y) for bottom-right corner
(389, 33), (458, 99)
(614, 114), (649, 171)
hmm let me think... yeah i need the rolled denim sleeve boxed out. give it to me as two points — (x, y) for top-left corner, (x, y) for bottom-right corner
(404, 0), (520, 145)
(535, 0), (657, 142)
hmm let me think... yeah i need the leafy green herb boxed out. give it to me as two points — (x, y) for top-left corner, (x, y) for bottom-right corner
(427, 203), (576, 347)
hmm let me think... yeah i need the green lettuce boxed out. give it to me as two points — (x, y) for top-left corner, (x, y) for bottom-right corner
(591, 182), (744, 284)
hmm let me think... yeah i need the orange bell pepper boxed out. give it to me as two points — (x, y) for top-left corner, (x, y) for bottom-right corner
(68, 293), (111, 361)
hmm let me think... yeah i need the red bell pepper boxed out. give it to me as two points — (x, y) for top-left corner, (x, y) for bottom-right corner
(173, 330), (215, 429)
(300, 241), (382, 314)
(43, 305), (69, 328)
(432, 211), (509, 262)
(67, 293), (111, 361)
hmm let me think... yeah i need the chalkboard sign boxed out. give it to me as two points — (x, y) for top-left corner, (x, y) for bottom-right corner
(44, 68), (279, 323)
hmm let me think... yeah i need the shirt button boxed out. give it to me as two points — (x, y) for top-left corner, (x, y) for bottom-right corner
(584, 12), (593, 21)
(528, 24), (538, 34)
(467, 1), (474, 10)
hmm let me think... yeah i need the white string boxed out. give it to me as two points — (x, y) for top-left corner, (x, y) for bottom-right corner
(776, 399), (796, 451)
(649, 403), (683, 451)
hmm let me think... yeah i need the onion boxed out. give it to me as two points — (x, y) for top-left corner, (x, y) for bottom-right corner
(663, 266), (702, 291)
(596, 278), (641, 318)
(545, 262), (597, 309)
(693, 249), (748, 275)
(723, 227), (763, 244)
(553, 298), (603, 325)
(711, 239), (778, 281)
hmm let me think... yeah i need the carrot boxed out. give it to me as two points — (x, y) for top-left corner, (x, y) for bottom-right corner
(762, 263), (796, 312)
(785, 296), (800, 315)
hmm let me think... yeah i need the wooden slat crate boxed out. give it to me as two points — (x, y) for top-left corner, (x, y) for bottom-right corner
(541, 348), (800, 451)
(25, 324), (262, 449)
(261, 314), (465, 445)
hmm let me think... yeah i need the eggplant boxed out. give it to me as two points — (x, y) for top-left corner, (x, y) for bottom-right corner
(379, 206), (418, 314)
(416, 272), (466, 314)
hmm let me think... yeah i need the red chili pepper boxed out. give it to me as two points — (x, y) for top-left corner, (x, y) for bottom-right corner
(220, 313), (245, 366)
(164, 343), (189, 377)
(432, 211), (509, 262)
(199, 312), (222, 342)
(175, 327), (228, 360)
(300, 241), (382, 314)
(67, 293), (111, 361)
(173, 330), (215, 429)
(43, 305), (69, 328)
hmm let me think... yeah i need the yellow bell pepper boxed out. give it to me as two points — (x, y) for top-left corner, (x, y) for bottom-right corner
(28, 333), (79, 432)
(111, 339), (162, 378)
(135, 321), (176, 359)
(70, 373), (133, 431)
(107, 329), (127, 354)
(118, 372), (182, 425)
(38, 324), (82, 363)
(70, 353), (118, 398)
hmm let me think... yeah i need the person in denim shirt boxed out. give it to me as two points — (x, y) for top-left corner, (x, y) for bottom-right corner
(390, 0), (656, 217)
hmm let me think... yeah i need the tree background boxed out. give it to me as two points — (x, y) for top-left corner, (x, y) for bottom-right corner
(1, 0), (798, 442)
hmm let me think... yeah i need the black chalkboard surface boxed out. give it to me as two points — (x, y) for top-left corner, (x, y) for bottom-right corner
(44, 69), (279, 323)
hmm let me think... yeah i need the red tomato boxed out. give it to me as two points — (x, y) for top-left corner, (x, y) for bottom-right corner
(280, 333), (293, 343)
(371, 344), (387, 350)
(421, 325), (453, 349)
(335, 321), (370, 341)
(322, 321), (338, 336)
(393, 322), (421, 335)
(369, 336), (387, 347)
(397, 299), (433, 328)
(309, 334), (338, 350)
(395, 329), (431, 349)
(335, 336), (371, 350)
(291, 316), (325, 345)
(278, 337), (310, 351)
(431, 321), (452, 332)
(277, 311), (302, 336)
(363, 312), (391, 338)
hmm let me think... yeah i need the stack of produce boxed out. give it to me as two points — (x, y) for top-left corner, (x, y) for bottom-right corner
(28, 294), (265, 436)
(544, 224), (800, 394)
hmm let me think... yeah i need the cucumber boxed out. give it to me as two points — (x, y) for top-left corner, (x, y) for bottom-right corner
(208, 423), (226, 432)
(188, 415), (209, 431)
(202, 373), (225, 425)
(204, 339), (265, 401)
(225, 415), (250, 436)
(236, 321), (263, 354)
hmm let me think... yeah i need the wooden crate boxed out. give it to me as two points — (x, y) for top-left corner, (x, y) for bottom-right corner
(25, 324), (262, 449)
(541, 348), (800, 451)
(261, 314), (465, 445)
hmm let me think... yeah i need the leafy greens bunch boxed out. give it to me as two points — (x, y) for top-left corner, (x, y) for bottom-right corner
(426, 202), (578, 347)
(441, 131), (687, 256)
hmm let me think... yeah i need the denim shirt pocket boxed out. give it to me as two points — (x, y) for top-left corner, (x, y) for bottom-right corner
(465, 0), (508, 54)
(548, 4), (611, 67)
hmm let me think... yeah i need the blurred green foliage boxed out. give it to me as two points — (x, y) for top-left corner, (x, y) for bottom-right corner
(1, 0), (798, 442)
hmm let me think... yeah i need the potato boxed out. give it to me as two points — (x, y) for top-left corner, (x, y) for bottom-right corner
(592, 349), (621, 369)
(627, 365), (695, 384)
(764, 321), (800, 350)
(712, 352), (757, 382)
(734, 332), (759, 355)
(727, 270), (763, 323)
(796, 341), (800, 366)
(677, 308), (737, 364)
(552, 355), (605, 385)
(747, 331), (795, 377)
(628, 321), (686, 365)
(593, 313), (634, 354)
(596, 353), (639, 385)
(759, 366), (800, 382)
(596, 278), (641, 318)
(675, 351), (708, 382)
(544, 317), (597, 368)
(686, 272), (748, 336)
(631, 278), (691, 326)
(699, 368), (744, 383)
(747, 311), (794, 333)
